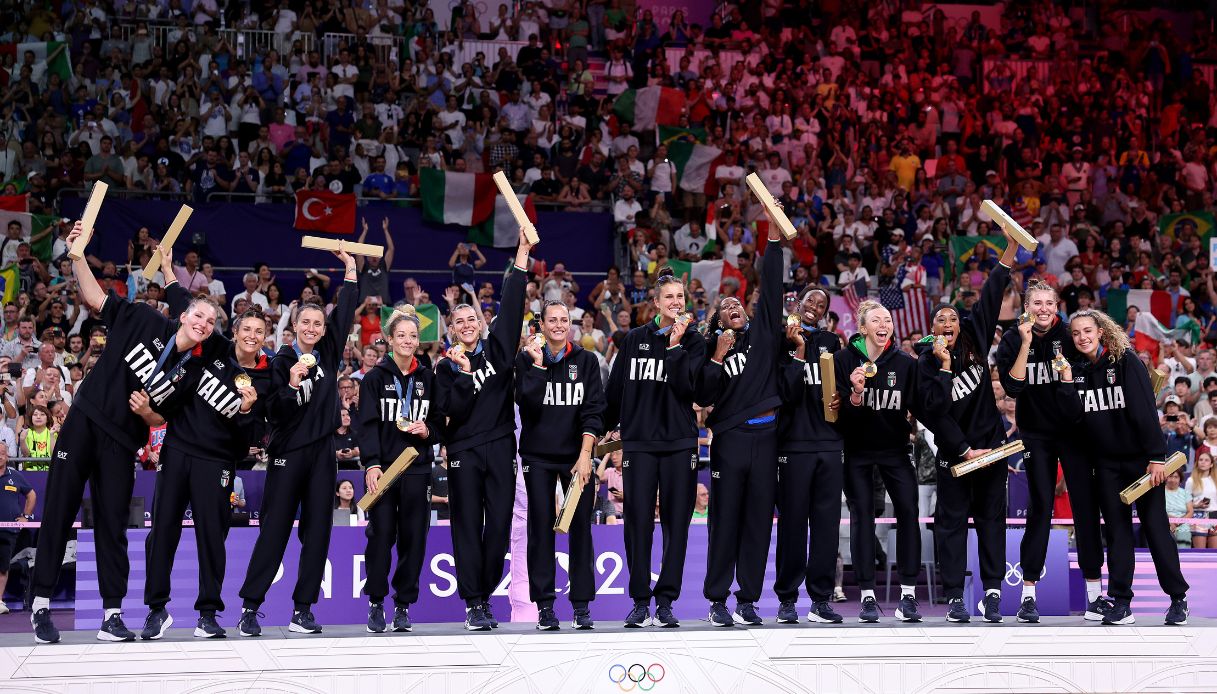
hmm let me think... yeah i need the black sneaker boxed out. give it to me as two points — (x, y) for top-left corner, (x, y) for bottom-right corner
(1102, 601), (1135, 625)
(238, 609), (263, 637)
(140, 607), (173, 640)
(195, 612), (226, 638)
(978, 592), (1003, 623)
(858, 596), (881, 623)
(97, 613), (136, 642)
(482, 602), (499, 628)
(654, 604), (679, 628)
(947, 598), (971, 623)
(624, 602), (651, 628)
(465, 605), (492, 631)
(572, 608), (594, 630)
(31, 607), (60, 644)
(708, 601), (733, 627)
(392, 606), (412, 632)
(289, 609), (323, 634)
(776, 600), (799, 624)
(808, 600), (844, 624)
(1016, 597), (1040, 623)
(367, 602), (387, 633)
(536, 606), (560, 631)
(895, 594), (922, 623)
(1165, 598), (1188, 626)
(1084, 596), (1114, 622)
(733, 601), (762, 626)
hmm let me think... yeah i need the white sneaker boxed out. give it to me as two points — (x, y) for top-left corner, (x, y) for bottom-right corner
(0, 602), (10, 615)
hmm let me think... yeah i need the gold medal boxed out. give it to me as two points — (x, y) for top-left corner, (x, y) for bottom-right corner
(298, 353), (316, 368)
(1017, 312), (1032, 326)
(862, 361), (878, 378)
(676, 312), (692, 325)
(396, 415), (413, 431)
(234, 374), (252, 389)
(786, 313), (801, 327)
(531, 333), (545, 349)
(934, 335), (947, 350)
(451, 344), (465, 357)
(1051, 351), (1070, 373)
(722, 329), (735, 340)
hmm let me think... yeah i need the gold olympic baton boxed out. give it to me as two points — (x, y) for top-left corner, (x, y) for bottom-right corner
(356, 447), (419, 512)
(141, 205), (193, 280)
(819, 351), (838, 423)
(744, 172), (797, 240)
(492, 170), (540, 245)
(980, 199), (1038, 251)
(1149, 366), (1168, 395)
(950, 440), (1026, 478)
(300, 235), (384, 258)
(554, 474), (586, 534)
(68, 181), (109, 260)
(1120, 452), (1187, 505)
(594, 439), (623, 457)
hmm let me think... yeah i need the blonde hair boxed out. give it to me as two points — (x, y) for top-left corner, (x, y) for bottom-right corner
(856, 299), (886, 328)
(1024, 279), (1059, 306)
(1071, 309), (1131, 363)
(1192, 451), (1217, 495)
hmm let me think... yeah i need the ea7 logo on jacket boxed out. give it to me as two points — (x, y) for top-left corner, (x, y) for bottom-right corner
(543, 381), (584, 406)
(628, 357), (667, 382)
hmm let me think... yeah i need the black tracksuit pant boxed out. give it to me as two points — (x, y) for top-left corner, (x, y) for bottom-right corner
(447, 436), (516, 605)
(364, 474), (431, 606)
(1020, 437), (1104, 581)
(622, 448), (698, 606)
(935, 456), (1007, 597)
(524, 462), (595, 609)
(775, 450), (843, 603)
(1095, 456), (1189, 602)
(33, 414), (134, 609)
(844, 449), (920, 589)
(145, 447), (234, 613)
(241, 437), (336, 610)
(704, 421), (777, 604)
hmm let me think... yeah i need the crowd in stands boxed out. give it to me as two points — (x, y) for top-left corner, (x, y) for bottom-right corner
(0, 0), (1216, 534)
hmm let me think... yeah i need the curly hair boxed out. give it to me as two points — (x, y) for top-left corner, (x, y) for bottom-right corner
(1071, 309), (1131, 362)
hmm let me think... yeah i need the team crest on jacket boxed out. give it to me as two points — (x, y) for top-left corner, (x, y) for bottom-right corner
(886, 372), (896, 387)
(220, 469), (230, 488)
(1107, 369), (1116, 384)
(568, 364), (578, 381)
(415, 381), (424, 396)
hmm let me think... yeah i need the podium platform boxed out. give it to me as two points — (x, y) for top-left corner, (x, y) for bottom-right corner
(1, 618), (1214, 693)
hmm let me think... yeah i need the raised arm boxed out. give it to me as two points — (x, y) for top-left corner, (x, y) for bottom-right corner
(65, 221), (107, 312)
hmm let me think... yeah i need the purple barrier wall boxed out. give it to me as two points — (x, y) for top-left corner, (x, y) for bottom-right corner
(58, 198), (617, 304)
(74, 526), (1089, 630)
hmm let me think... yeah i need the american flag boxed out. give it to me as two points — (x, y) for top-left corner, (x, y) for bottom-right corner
(843, 277), (868, 314)
(886, 264), (930, 339)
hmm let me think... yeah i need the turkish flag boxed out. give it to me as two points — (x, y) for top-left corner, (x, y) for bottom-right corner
(293, 190), (356, 234)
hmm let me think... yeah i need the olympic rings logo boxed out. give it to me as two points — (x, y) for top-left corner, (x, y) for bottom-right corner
(1004, 561), (1046, 586)
(608, 663), (666, 691)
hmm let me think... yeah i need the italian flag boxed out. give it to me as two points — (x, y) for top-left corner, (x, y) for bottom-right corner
(1105, 288), (1173, 326)
(0, 42), (71, 83)
(1131, 311), (1193, 363)
(0, 194), (56, 262)
(420, 169), (496, 226)
(468, 191), (537, 248)
(613, 87), (685, 132)
(668, 141), (723, 195)
(664, 258), (747, 305)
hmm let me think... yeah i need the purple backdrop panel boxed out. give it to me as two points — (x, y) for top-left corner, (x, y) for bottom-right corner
(1007, 468), (1030, 520)
(635, 0), (716, 29)
(964, 528), (1070, 616)
(58, 198), (616, 305)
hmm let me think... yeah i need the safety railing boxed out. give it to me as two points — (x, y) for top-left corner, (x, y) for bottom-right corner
(114, 24), (316, 57)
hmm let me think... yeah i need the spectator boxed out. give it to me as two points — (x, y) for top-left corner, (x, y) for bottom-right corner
(1164, 470), (1193, 548)
(333, 479), (366, 526)
(691, 483), (709, 520)
(334, 408), (361, 470)
(431, 453), (450, 521)
(0, 446), (35, 612)
(1190, 452), (1217, 548)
